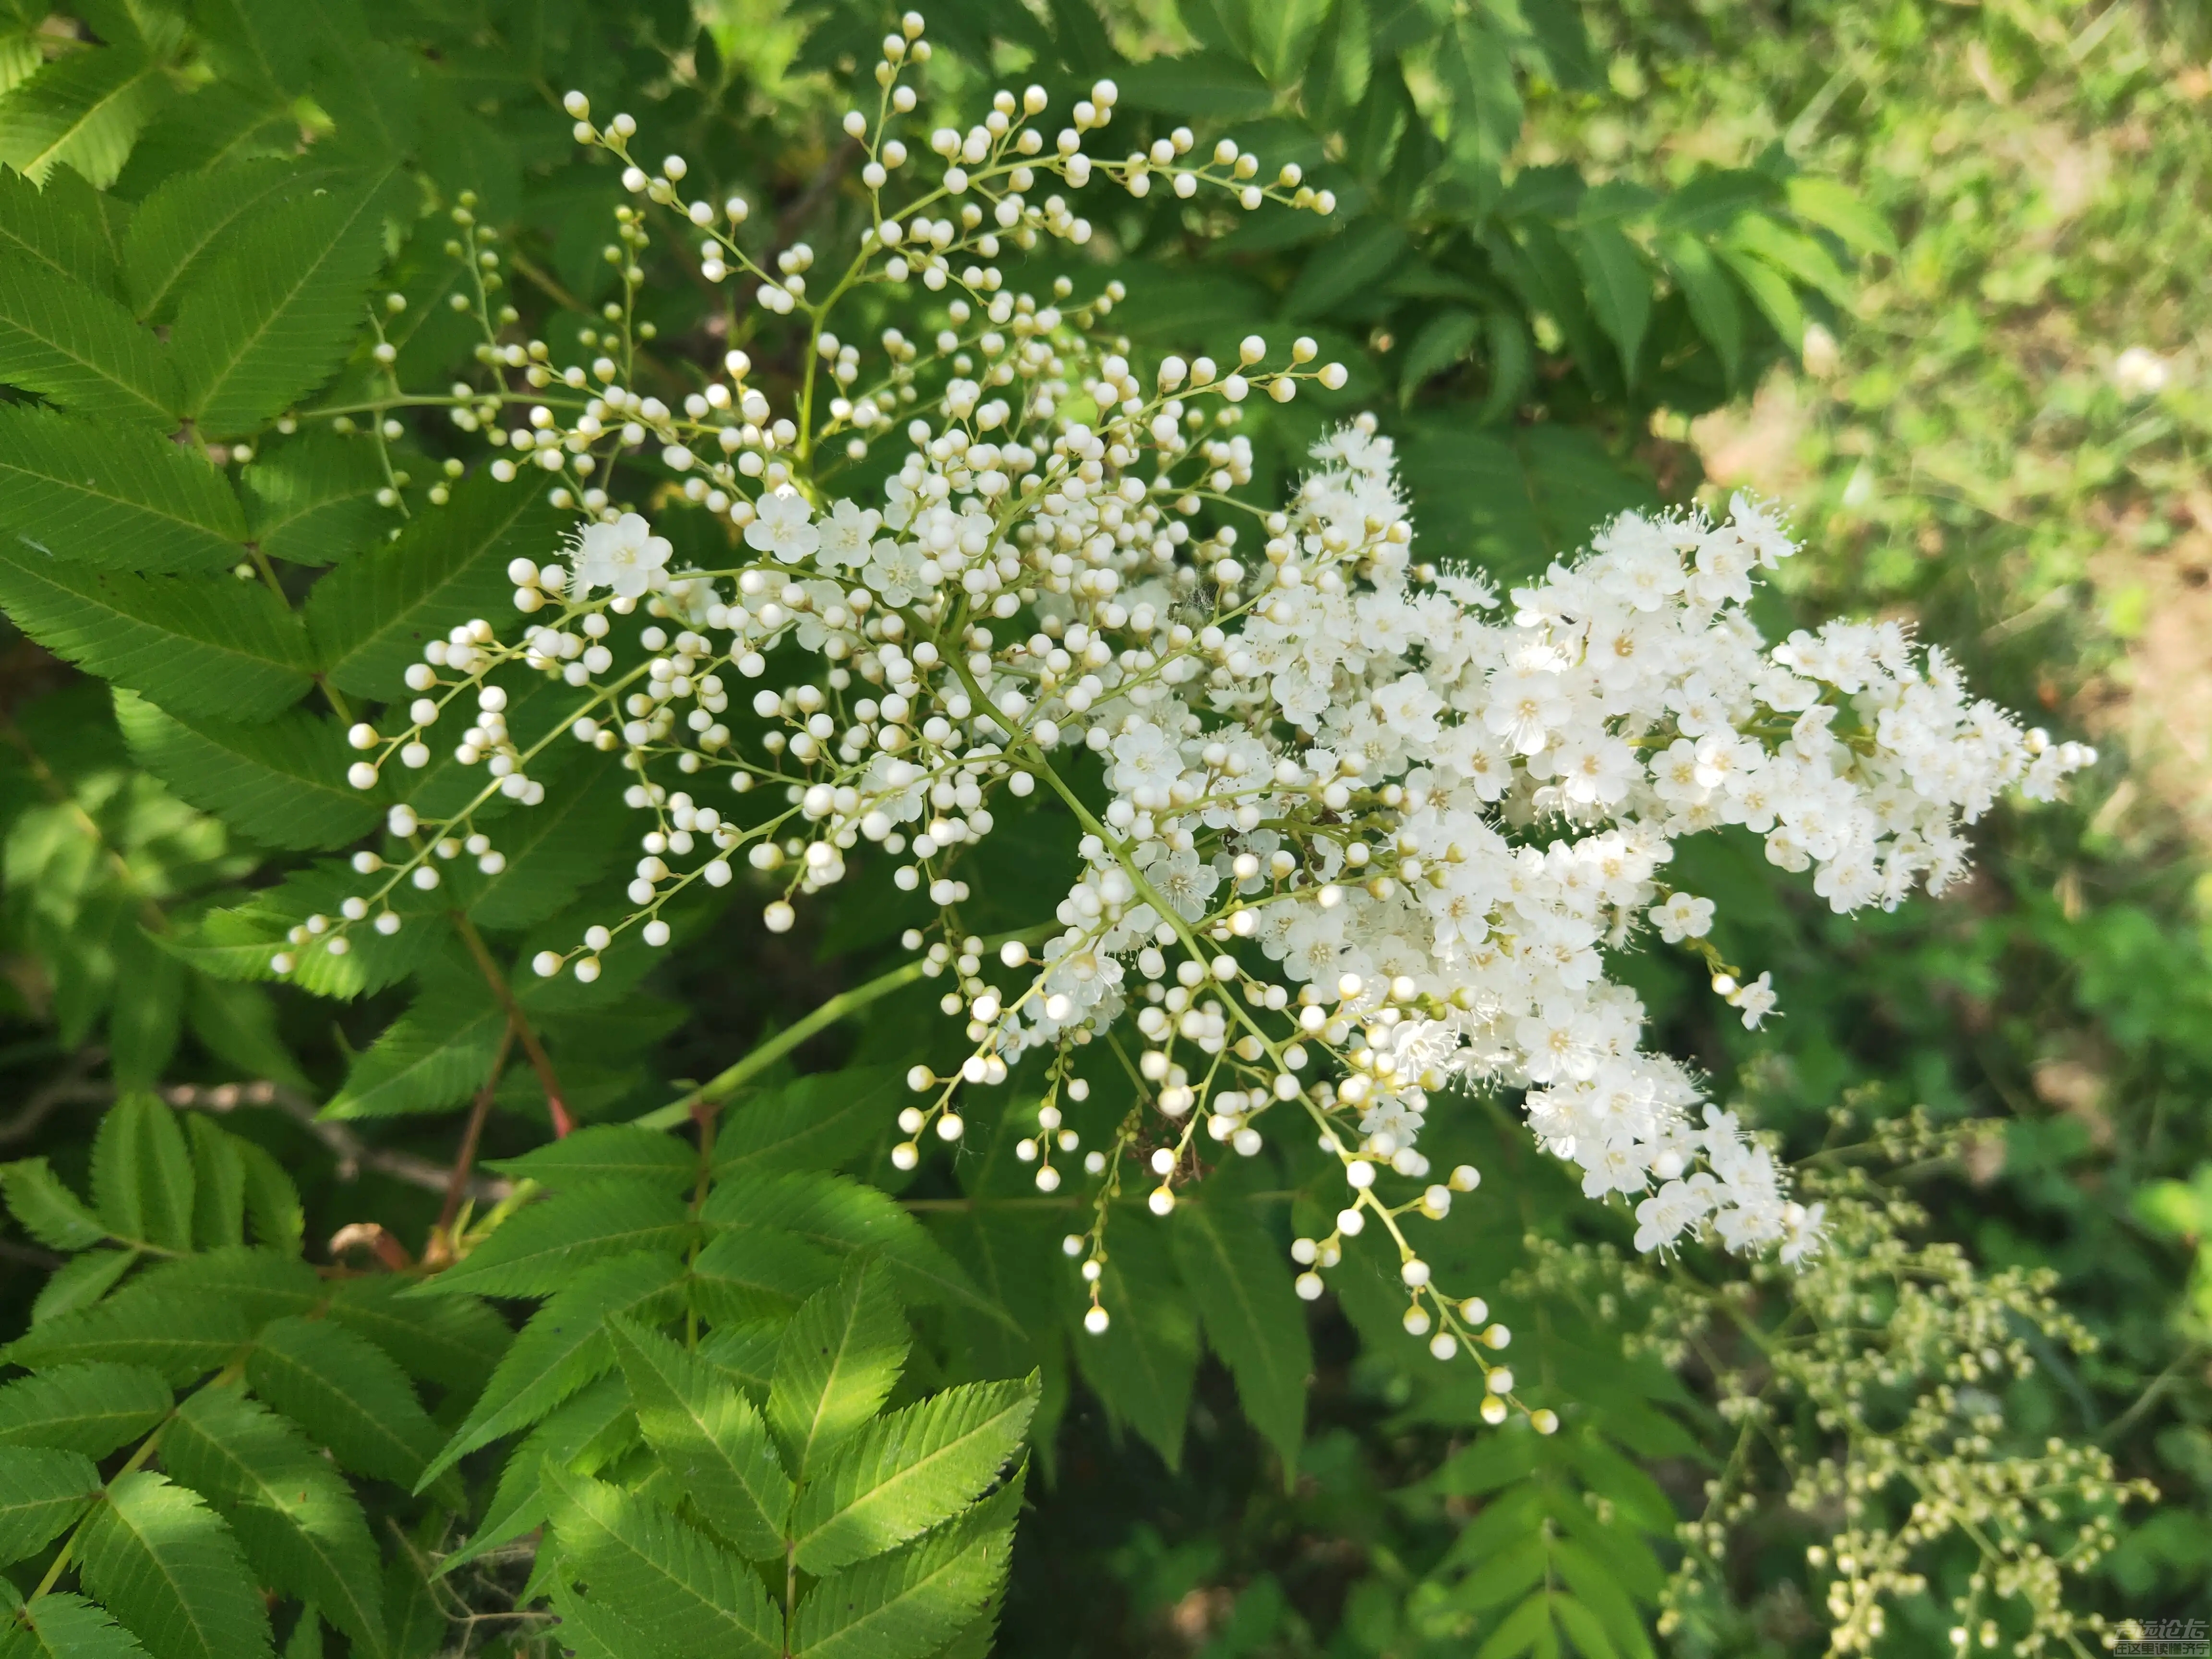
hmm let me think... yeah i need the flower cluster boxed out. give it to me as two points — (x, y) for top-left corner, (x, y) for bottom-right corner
(292, 14), (2091, 1413)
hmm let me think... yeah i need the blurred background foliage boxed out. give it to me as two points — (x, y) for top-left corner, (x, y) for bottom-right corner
(0, 0), (2204, 1651)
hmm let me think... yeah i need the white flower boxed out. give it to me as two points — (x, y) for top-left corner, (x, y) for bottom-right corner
(816, 499), (882, 569)
(1650, 892), (1715, 943)
(861, 537), (929, 606)
(569, 512), (671, 598)
(745, 488), (820, 563)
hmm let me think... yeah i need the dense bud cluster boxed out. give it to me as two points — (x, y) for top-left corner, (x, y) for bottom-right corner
(293, 16), (2089, 1405)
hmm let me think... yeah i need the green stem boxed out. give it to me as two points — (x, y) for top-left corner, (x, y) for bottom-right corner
(633, 958), (932, 1131)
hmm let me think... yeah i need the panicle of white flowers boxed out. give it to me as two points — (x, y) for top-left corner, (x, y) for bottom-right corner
(290, 17), (2092, 1406)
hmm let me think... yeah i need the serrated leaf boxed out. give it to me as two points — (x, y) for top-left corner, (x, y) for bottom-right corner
(1172, 1198), (1311, 1477)
(3, 1297), (243, 1386)
(688, 1227), (842, 1325)
(769, 1260), (909, 1479)
(173, 168), (404, 436)
(322, 1276), (509, 1396)
(1070, 1219), (1197, 1470)
(0, 163), (120, 291)
(183, 1116), (244, 1251)
(543, 1467), (781, 1659)
(2, 1590), (158, 1658)
(704, 1172), (998, 1322)
(791, 1378), (1035, 1576)
(90, 1093), (194, 1255)
(0, 549), (313, 721)
(244, 1316), (444, 1492)
(0, 1363), (172, 1458)
(0, 259), (175, 423)
(1284, 216), (1408, 318)
(0, 44), (169, 189)
(1572, 224), (1650, 385)
(0, 1158), (107, 1251)
(114, 695), (377, 852)
(123, 158), (310, 324)
(74, 1470), (275, 1659)
(129, 1248), (322, 1324)
(710, 1068), (903, 1179)
(31, 1250), (139, 1326)
(608, 1318), (790, 1562)
(319, 986), (504, 1121)
(306, 471), (558, 698)
(0, 1445), (100, 1564)
(464, 761), (629, 929)
(1110, 50), (1274, 119)
(420, 1252), (686, 1488)
(237, 432), (392, 567)
(1784, 174), (1895, 258)
(420, 1181), (693, 1300)
(1660, 232), (1743, 388)
(434, 1376), (634, 1579)
(232, 1139), (303, 1258)
(1712, 241), (1805, 350)
(790, 1495), (1015, 1659)
(160, 1391), (384, 1658)
(490, 1126), (695, 1192)
(1723, 213), (1850, 304)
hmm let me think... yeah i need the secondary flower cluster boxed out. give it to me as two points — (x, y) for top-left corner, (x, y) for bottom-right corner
(294, 15), (2090, 1404)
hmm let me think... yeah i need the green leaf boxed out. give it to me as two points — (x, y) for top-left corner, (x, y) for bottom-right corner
(322, 1275), (509, 1396)
(543, 1467), (781, 1659)
(1, 1591), (158, 1659)
(0, 1364), (170, 1459)
(1398, 306), (1480, 399)
(1172, 1197), (1310, 1476)
(237, 432), (392, 568)
(319, 985), (504, 1121)
(0, 163), (120, 291)
(436, 1375), (634, 1580)
(687, 1228), (841, 1325)
(791, 1377), (1036, 1576)
(184, 1115), (245, 1250)
(704, 1172), (997, 1322)
(768, 1260), (910, 1480)
(1474, 308), (1534, 424)
(490, 1126), (695, 1192)
(306, 470), (559, 699)
(245, 1315), (445, 1492)
(160, 1391), (384, 1658)
(1520, 0), (1597, 88)
(1660, 232), (1742, 388)
(169, 167), (402, 436)
(0, 1158), (107, 1251)
(123, 158), (311, 324)
(1571, 224), (1650, 385)
(419, 1252), (686, 1488)
(0, 550), (313, 722)
(113, 696), (377, 852)
(711, 1068), (905, 1179)
(1070, 1219), (1198, 1470)
(0, 44), (169, 189)
(0, 1445), (99, 1564)
(464, 761), (629, 929)
(74, 1470), (275, 1659)
(2, 1265), (301, 1383)
(90, 1093), (195, 1255)
(1110, 50), (1275, 119)
(233, 1139), (304, 1258)
(1712, 241), (1805, 350)
(1784, 175), (1895, 258)
(1721, 215), (1850, 306)
(1303, 0), (1372, 126)
(790, 1489), (1017, 1659)
(417, 1182), (693, 1301)
(608, 1318), (790, 1562)
(1284, 217), (1409, 318)
(30, 1251), (139, 1326)
(0, 260), (175, 423)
